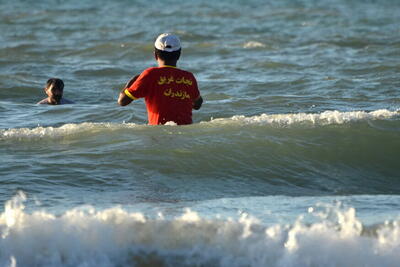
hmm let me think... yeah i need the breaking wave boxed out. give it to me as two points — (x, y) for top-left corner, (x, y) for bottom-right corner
(0, 192), (399, 267)
(1, 109), (398, 140)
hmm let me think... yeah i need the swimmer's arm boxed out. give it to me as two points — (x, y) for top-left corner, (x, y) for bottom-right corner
(193, 95), (203, 110)
(118, 75), (139, 106)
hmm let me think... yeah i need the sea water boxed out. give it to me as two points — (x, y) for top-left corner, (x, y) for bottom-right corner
(1, 0), (400, 266)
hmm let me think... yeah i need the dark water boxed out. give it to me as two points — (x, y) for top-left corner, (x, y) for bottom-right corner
(1, 0), (400, 266)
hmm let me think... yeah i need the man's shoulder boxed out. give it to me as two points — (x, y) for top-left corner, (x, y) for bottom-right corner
(142, 67), (159, 75)
(37, 98), (49, 104)
(176, 67), (193, 74)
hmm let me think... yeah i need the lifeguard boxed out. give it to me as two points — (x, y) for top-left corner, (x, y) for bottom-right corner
(118, 33), (203, 125)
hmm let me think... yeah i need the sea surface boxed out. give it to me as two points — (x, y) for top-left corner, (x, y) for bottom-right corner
(1, 0), (400, 266)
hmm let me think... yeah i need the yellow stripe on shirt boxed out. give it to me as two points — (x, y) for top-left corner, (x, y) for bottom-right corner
(124, 89), (137, 100)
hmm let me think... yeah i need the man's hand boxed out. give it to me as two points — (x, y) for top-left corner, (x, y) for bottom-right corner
(193, 96), (203, 110)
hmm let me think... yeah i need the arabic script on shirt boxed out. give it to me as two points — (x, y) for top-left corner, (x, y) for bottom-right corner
(163, 88), (190, 100)
(158, 76), (193, 86)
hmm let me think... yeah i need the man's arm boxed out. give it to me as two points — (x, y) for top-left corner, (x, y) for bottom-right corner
(118, 75), (139, 106)
(118, 91), (133, 106)
(193, 96), (203, 110)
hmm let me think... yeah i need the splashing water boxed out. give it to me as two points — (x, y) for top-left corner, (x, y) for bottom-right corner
(0, 193), (400, 266)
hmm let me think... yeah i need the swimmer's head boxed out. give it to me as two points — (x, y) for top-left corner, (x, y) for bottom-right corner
(45, 78), (64, 104)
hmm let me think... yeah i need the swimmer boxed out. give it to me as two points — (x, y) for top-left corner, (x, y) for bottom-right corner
(37, 78), (74, 105)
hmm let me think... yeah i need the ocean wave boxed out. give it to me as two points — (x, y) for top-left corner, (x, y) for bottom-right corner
(1, 192), (399, 267)
(1, 109), (398, 140)
(208, 109), (400, 126)
(0, 122), (142, 140)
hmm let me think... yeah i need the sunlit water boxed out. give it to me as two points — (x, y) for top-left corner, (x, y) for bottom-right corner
(1, 0), (400, 266)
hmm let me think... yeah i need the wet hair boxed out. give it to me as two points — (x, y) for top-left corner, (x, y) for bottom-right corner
(46, 78), (64, 91)
(154, 48), (181, 62)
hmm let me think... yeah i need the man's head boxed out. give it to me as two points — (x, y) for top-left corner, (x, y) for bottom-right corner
(45, 78), (64, 104)
(154, 33), (181, 64)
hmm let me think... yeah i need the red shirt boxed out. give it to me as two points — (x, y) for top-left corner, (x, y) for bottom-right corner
(125, 66), (200, 125)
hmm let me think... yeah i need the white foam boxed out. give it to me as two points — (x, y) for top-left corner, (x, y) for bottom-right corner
(209, 109), (399, 126)
(0, 122), (140, 140)
(243, 41), (266, 49)
(1, 109), (398, 140)
(1, 193), (400, 267)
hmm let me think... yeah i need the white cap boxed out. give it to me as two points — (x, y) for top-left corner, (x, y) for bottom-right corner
(154, 33), (181, 52)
